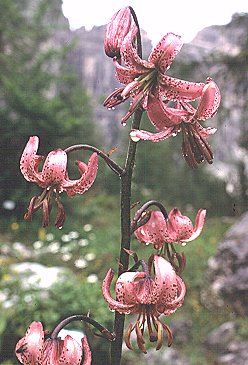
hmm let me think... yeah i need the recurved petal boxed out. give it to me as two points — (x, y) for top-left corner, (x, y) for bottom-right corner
(15, 321), (44, 365)
(102, 269), (135, 314)
(167, 208), (194, 243)
(116, 271), (147, 304)
(121, 29), (153, 71)
(63, 153), (98, 196)
(134, 211), (167, 249)
(20, 136), (44, 183)
(149, 33), (183, 72)
(57, 335), (82, 365)
(130, 127), (176, 143)
(147, 95), (192, 129)
(114, 58), (140, 85)
(163, 276), (186, 314)
(159, 74), (205, 101)
(81, 337), (92, 365)
(195, 78), (221, 120)
(153, 256), (177, 303)
(194, 122), (217, 139)
(38, 149), (67, 188)
(104, 7), (137, 58)
(184, 208), (206, 242)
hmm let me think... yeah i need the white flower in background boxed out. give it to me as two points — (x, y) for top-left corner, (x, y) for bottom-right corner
(83, 224), (93, 232)
(61, 234), (70, 242)
(33, 241), (44, 250)
(78, 239), (89, 247)
(74, 258), (88, 269)
(46, 233), (55, 241)
(47, 241), (61, 253)
(68, 231), (80, 239)
(88, 233), (96, 240)
(85, 253), (96, 261)
(87, 274), (98, 283)
(61, 253), (72, 262)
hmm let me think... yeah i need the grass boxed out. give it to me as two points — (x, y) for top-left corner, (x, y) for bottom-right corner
(0, 193), (236, 364)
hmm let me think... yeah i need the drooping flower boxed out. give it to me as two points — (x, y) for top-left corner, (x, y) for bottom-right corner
(134, 208), (206, 248)
(130, 78), (221, 168)
(104, 28), (211, 125)
(20, 136), (98, 228)
(102, 255), (186, 352)
(104, 7), (137, 58)
(15, 321), (92, 365)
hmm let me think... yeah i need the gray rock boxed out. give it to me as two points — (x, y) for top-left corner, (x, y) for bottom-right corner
(202, 212), (248, 314)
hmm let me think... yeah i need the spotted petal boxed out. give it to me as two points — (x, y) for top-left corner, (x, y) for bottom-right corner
(159, 74), (205, 101)
(195, 78), (221, 120)
(102, 269), (135, 314)
(149, 33), (183, 73)
(15, 321), (44, 365)
(147, 95), (193, 129)
(81, 337), (92, 365)
(38, 149), (68, 188)
(104, 7), (137, 58)
(63, 153), (98, 196)
(20, 136), (44, 183)
(58, 335), (83, 365)
(130, 127), (176, 143)
(134, 211), (168, 249)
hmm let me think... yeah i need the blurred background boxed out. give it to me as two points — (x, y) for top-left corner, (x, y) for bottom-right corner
(0, 0), (247, 364)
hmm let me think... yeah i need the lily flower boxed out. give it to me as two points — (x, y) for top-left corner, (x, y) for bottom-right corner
(104, 30), (209, 124)
(135, 208), (206, 248)
(130, 78), (221, 168)
(15, 321), (92, 365)
(20, 136), (98, 228)
(104, 7), (137, 58)
(102, 255), (186, 352)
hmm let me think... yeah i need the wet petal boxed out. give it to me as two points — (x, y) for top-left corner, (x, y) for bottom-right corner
(104, 7), (137, 58)
(149, 33), (183, 73)
(159, 74), (205, 101)
(130, 127), (176, 142)
(134, 211), (168, 249)
(184, 208), (206, 242)
(167, 208), (194, 242)
(147, 95), (192, 129)
(195, 78), (221, 120)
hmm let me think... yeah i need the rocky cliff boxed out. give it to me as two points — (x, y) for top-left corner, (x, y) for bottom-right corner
(57, 13), (248, 201)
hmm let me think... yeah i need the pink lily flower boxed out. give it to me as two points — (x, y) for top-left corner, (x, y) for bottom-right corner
(20, 136), (98, 228)
(102, 255), (186, 352)
(15, 321), (92, 365)
(104, 29), (209, 124)
(104, 7), (137, 58)
(130, 78), (221, 167)
(135, 208), (206, 248)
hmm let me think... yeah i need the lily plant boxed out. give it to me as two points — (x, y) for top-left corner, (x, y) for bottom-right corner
(16, 6), (220, 365)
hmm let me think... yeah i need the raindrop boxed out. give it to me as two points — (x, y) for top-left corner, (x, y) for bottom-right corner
(122, 122), (127, 127)
(172, 132), (178, 137)
(58, 226), (63, 230)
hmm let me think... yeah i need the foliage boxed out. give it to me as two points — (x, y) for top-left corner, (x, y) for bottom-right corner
(0, 0), (99, 216)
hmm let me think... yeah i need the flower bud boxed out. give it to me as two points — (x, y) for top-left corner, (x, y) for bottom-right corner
(104, 7), (137, 58)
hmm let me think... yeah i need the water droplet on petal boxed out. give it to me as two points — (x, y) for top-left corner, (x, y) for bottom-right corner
(58, 226), (63, 230)
(130, 131), (140, 142)
(122, 122), (127, 127)
(172, 132), (178, 137)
